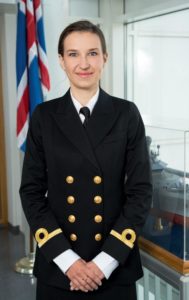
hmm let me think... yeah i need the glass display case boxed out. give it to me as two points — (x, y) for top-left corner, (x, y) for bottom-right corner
(139, 124), (189, 274)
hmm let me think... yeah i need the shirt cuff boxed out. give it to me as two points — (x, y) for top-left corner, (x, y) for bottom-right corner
(92, 251), (119, 279)
(53, 249), (80, 274)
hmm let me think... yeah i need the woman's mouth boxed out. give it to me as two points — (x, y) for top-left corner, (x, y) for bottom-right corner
(76, 72), (93, 78)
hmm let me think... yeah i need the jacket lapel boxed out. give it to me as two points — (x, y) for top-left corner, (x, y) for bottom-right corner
(86, 89), (119, 148)
(51, 90), (100, 171)
(51, 89), (119, 170)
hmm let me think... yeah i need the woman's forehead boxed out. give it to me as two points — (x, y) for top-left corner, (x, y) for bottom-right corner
(64, 31), (102, 50)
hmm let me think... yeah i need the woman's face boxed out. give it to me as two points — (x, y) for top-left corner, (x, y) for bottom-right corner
(59, 31), (107, 92)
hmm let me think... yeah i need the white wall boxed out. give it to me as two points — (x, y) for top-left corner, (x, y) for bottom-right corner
(99, 0), (124, 98)
(0, 12), (22, 229)
(69, 0), (99, 17)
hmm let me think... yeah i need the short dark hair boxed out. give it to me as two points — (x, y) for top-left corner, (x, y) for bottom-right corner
(58, 20), (107, 56)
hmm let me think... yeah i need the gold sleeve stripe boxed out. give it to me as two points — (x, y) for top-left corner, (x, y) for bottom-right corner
(35, 228), (63, 247)
(110, 228), (136, 249)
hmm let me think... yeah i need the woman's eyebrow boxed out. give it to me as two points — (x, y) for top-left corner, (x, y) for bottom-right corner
(66, 47), (100, 53)
(88, 48), (99, 51)
(66, 49), (78, 52)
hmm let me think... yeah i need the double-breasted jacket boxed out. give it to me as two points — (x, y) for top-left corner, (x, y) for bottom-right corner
(20, 88), (152, 290)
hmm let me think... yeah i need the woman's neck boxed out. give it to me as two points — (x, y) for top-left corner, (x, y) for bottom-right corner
(70, 86), (99, 106)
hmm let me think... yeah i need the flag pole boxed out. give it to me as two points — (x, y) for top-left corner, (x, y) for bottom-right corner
(14, 231), (35, 274)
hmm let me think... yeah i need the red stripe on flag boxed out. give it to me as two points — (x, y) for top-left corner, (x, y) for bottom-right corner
(39, 58), (50, 89)
(33, 0), (41, 10)
(17, 86), (29, 135)
(26, 8), (36, 50)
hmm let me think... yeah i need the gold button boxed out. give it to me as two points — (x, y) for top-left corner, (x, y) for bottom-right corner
(95, 233), (102, 241)
(95, 233), (102, 242)
(94, 215), (103, 223)
(66, 176), (74, 184)
(68, 215), (76, 223)
(93, 176), (102, 184)
(94, 196), (102, 204)
(70, 234), (77, 241)
(67, 196), (75, 204)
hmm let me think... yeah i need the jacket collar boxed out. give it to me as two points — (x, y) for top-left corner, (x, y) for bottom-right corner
(52, 89), (119, 171)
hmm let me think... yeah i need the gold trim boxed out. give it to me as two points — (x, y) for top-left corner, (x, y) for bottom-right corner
(110, 229), (136, 248)
(35, 228), (63, 247)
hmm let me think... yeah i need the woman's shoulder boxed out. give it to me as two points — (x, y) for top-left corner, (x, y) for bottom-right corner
(102, 89), (135, 108)
(38, 96), (64, 110)
(110, 94), (139, 115)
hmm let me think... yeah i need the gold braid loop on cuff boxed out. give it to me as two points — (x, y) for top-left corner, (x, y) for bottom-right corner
(35, 228), (63, 247)
(110, 228), (136, 249)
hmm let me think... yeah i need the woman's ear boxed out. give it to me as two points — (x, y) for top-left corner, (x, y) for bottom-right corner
(103, 53), (108, 65)
(59, 54), (66, 70)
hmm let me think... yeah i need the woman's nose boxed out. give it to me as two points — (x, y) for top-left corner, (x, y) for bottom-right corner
(79, 56), (90, 69)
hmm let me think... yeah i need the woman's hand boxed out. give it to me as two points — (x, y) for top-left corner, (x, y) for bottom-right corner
(67, 260), (104, 292)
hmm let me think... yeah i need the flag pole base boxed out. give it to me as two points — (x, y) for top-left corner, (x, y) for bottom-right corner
(14, 252), (35, 275)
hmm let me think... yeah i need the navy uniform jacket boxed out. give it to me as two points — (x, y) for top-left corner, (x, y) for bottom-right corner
(20, 88), (152, 290)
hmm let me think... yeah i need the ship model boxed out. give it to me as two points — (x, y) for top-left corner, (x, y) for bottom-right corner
(142, 137), (189, 259)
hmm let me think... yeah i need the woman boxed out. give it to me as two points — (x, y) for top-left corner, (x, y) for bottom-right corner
(20, 20), (152, 300)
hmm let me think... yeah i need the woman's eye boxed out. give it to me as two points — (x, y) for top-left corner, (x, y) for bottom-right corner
(89, 51), (98, 56)
(68, 52), (77, 57)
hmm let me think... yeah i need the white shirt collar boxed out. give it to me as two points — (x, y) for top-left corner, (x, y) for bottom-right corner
(70, 88), (100, 115)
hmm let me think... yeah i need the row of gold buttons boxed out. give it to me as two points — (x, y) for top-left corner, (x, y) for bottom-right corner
(67, 214), (103, 223)
(67, 195), (102, 205)
(66, 176), (102, 185)
(70, 233), (102, 242)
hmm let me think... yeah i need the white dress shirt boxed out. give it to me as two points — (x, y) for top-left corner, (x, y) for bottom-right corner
(53, 88), (119, 279)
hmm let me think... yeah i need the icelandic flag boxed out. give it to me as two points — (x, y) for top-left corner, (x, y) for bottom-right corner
(16, 0), (50, 152)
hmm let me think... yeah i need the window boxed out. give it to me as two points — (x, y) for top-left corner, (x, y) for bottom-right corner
(126, 9), (189, 121)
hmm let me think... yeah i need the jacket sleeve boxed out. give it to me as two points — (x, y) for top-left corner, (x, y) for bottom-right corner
(19, 105), (71, 262)
(101, 102), (152, 265)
